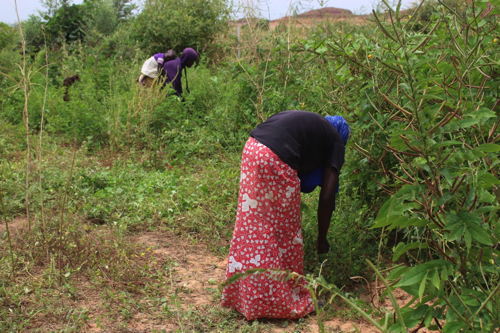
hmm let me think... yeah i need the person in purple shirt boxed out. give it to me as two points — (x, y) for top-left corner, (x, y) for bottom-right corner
(160, 47), (198, 96)
(137, 50), (176, 87)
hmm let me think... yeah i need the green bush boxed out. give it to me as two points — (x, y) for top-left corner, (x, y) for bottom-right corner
(132, 0), (231, 54)
(300, 0), (500, 330)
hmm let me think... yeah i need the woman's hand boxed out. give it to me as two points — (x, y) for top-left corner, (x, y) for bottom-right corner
(317, 238), (330, 254)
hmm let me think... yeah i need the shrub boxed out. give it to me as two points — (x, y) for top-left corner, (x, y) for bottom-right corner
(301, 0), (500, 330)
(131, 0), (231, 54)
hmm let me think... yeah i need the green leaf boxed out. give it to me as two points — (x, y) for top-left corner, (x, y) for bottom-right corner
(371, 214), (400, 229)
(442, 321), (466, 333)
(467, 222), (493, 245)
(390, 137), (408, 151)
(478, 173), (500, 187)
(430, 269), (440, 289)
(433, 141), (462, 149)
(477, 143), (500, 152)
(424, 307), (433, 327)
(391, 130), (421, 137)
(438, 191), (454, 206)
(470, 107), (496, 120)
(476, 206), (500, 214)
(398, 265), (429, 287)
(471, 148), (487, 158)
(457, 118), (479, 128)
(316, 45), (328, 55)
(372, 197), (397, 228)
(398, 260), (452, 287)
(440, 168), (457, 184)
(393, 242), (423, 261)
(457, 210), (482, 224)
(411, 305), (429, 320)
(448, 223), (465, 241)
(399, 217), (427, 228)
(418, 272), (428, 300)
(415, 94), (443, 101)
(463, 229), (472, 250)
(387, 265), (409, 280)
(394, 185), (422, 200)
(388, 216), (409, 230)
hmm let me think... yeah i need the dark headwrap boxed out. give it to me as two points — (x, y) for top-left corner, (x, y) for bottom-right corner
(180, 48), (198, 67)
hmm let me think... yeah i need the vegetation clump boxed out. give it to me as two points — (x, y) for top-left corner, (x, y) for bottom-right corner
(0, 0), (499, 331)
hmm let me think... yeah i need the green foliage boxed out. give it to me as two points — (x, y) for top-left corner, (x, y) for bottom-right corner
(132, 0), (231, 54)
(44, 2), (88, 45)
(0, 23), (16, 50)
(86, 0), (119, 36)
(297, 0), (500, 330)
(111, 0), (137, 20)
(85, 0), (136, 36)
(2, 0), (500, 330)
(22, 15), (45, 54)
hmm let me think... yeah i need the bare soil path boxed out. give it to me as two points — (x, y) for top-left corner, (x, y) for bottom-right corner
(2, 220), (428, 332)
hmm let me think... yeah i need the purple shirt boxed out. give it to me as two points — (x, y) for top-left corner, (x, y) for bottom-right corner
(160, 48), (198, 95)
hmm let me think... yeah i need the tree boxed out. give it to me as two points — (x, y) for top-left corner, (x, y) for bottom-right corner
(86, 0), (119, 36)
(44, 2), (88, 45)
(38, 0), (64, 19)
(132, 0), (231, 55)
(113, 0), (137, 20)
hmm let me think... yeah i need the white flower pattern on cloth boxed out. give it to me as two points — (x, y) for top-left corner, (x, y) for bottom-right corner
(292, 229), (303, 245)
(264, 191), (275, 202)
(242, 193), (258, 212)
(222, 137), (313, 320)
(228, 256), (242, 273)
(250, 255), (261, 266)
(292, 287), (301, 301)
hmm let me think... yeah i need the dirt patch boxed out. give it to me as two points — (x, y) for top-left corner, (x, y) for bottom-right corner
(2, 227), (432, 332)
(0, 216), (29, 234)
(114, 231), (388, 332)
(132, 232), (227, 307)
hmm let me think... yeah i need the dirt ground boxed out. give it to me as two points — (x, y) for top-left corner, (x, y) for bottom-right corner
(1, 218), (432, 332)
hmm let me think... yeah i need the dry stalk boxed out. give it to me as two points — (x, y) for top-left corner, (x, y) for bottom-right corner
(38, 28), (49, 246)
(59, 139), (78, 284)
(282, 0), (293, 98)
(14, 0), (31, 231)
(0, 190), (15, 278)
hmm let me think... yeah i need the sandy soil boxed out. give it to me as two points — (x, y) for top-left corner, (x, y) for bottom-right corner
(2, 220), (431, 332)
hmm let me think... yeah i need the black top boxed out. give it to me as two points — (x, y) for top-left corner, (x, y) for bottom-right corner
(250, 110), (345, 174)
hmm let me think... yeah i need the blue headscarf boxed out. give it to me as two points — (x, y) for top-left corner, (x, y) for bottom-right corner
(325, 115), (350, 145)
(298, 115), (350, 202)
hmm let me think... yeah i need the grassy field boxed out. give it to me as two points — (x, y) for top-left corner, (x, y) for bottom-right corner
(2, 0), (500, 331)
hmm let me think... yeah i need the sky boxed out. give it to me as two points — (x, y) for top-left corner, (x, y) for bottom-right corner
(1, 0), (416, 25)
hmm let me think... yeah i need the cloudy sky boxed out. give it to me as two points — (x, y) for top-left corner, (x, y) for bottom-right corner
(1, 0), (415, 24)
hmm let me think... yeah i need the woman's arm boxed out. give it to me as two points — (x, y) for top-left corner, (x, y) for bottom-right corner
(317, 166), (339, 254)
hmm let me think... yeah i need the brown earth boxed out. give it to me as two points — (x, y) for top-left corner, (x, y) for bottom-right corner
(2, 219), (432, 332)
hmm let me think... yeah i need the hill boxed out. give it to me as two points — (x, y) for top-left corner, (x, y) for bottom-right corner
(295, 7), (354, 19)
(269, 7), (360, 29)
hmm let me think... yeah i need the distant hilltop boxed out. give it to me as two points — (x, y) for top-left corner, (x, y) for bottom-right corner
(231, 7), (357, 28)
(293, 7), (354, 19)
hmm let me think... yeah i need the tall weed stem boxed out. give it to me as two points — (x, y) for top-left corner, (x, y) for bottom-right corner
(0, 190), (15, 278)
(58, 139), (78, 284)
(38, 30), (49, 246)
(14, 0), (31, 231)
